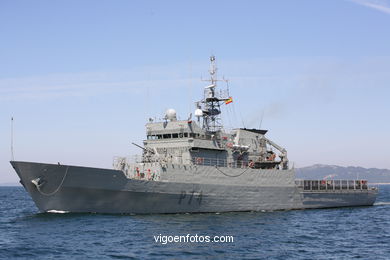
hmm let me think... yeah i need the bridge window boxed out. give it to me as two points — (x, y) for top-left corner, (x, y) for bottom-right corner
(172, 133), (178, 138)
(184, 133), (188, 137)
(163, 134), (171, 139)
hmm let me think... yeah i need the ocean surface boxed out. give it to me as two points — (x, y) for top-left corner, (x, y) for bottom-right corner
(0, 185), (389, 260)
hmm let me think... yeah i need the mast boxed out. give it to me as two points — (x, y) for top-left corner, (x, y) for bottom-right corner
(197, 56), (230, 133)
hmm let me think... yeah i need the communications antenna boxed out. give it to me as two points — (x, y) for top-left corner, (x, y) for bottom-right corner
(197, 56), (230, 132)
(11, 117), (14, 161)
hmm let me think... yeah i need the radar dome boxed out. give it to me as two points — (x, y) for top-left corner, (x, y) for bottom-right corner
(165, 108), (177, 121)
(195, 109), (203, 117)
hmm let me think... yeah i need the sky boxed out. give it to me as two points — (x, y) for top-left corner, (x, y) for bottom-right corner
(1, 0), (390, 183)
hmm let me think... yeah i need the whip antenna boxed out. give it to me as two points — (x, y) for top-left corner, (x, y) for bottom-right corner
(11, 117), (14, 161)
(259, 109), (265, 129)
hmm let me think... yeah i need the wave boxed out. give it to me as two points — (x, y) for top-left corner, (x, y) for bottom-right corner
(47, 210), (70, 214)
(374, 202), (390, 206)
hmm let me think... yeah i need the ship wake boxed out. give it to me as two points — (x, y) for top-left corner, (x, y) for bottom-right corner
(374, 202), (390, 206)
(47, 210), (70, 214)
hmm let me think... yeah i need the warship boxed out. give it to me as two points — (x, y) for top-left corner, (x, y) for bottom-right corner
(11, 56), (378, 214)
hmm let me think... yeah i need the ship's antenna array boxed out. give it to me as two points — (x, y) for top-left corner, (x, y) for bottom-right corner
(11, 117), (14, 161)
(197, 56), (231, 132)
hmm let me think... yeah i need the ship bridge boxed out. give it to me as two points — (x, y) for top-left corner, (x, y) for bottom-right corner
(143, 119), (226, 165)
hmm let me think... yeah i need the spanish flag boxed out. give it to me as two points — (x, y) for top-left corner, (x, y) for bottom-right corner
(225, 97), (233, 105)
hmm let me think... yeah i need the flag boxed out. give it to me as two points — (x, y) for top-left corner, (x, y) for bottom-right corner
(225, 97), (233, 105)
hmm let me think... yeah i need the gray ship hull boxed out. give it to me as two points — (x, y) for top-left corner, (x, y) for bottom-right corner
(11, 161), (377, 214)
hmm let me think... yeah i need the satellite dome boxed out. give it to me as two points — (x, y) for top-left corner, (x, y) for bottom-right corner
(195, 109), (203, 117)
(165, 108), (177, 121)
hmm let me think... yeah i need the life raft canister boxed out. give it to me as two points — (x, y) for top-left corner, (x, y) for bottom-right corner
(196, 157), (204, 164)
(249, 161), (255, 168)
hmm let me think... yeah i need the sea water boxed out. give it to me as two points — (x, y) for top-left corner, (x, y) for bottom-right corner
(0, 185), (389, 259)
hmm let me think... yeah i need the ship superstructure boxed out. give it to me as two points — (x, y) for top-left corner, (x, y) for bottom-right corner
(128, 56), (288, 174)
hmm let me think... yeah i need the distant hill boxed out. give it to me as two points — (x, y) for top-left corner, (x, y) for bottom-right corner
(296, 164), (390, 183)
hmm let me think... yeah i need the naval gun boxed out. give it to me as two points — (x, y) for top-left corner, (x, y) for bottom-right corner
(132, 142), (155, 154)
(131, 142), (161, 163)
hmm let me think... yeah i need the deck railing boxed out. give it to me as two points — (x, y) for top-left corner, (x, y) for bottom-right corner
(115, 156), (281, 169)
(295, 179), (373, 191)
(191, 157), (283, 169)
(115, 155), (281, 169)
(191, 157), (252, 168)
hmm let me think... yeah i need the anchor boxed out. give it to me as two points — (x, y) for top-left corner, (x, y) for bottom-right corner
(31, 177), (46, 189)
